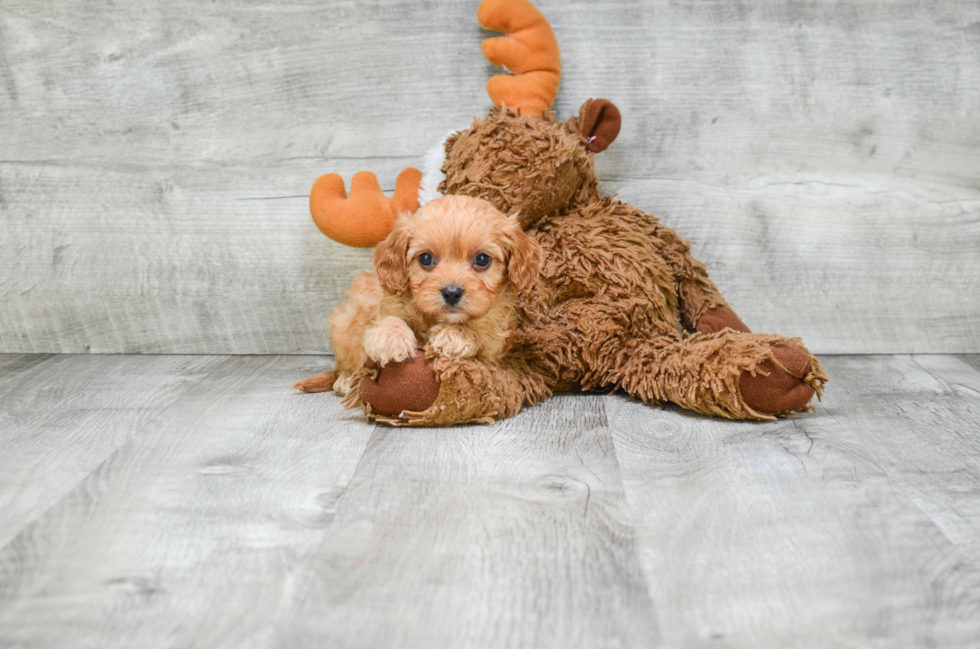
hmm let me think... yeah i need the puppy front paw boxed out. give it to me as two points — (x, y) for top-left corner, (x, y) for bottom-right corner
(429, 326), (479, 358)
(363, 317), (418, 367)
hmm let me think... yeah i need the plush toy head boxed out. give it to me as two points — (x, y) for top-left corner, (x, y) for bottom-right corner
(308, 0), (621, 245)
(439, 99), (621, 229)
(442, 0), (623, 229)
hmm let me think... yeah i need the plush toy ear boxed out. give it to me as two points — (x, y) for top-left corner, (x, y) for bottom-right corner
(577, 98), (621, 153)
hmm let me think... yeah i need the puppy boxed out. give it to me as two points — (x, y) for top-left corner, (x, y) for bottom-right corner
(294, 194), (542, 396)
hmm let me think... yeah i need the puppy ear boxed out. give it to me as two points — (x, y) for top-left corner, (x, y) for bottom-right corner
(373, 214), (412, 296)
(501, 216), (543, 294)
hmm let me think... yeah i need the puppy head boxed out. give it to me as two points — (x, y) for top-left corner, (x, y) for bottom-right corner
(373, 195), (542, 323)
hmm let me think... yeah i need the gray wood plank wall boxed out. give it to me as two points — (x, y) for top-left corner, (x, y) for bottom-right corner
(1, 0), (978, 354)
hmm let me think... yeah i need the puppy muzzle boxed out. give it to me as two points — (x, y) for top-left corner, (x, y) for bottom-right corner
(441, 285), (464, 307)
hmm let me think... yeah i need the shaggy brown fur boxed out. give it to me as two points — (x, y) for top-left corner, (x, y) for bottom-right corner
(353, 105), (826, 425)
(441, 109), (594, 229)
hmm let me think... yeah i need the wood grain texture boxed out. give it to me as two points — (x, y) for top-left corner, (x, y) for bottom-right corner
(606, 355), (980, 647)
(1, 0), (978, 354)
(0, 355), (54, 381)
(0, 354), (375, 649)
(0, 354), (222, 548)
(820, 355), (980, 562)
(281, 393), (659, 648)
(1, 353), (980, 646)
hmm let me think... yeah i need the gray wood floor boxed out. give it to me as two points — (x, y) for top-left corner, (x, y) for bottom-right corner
(1, 354), (979, 648)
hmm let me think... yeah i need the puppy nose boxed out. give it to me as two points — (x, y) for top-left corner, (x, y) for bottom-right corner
(441, 285), (464, 306)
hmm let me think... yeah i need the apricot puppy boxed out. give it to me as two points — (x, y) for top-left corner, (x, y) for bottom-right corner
(294, 194), (542, 396)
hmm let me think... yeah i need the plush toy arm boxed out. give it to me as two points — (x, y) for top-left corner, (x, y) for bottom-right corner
(309, 168), (422, 248)
(355, 350), (550, 426)
(650, 223), (746, 333)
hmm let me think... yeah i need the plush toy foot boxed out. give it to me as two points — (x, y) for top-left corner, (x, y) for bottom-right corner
(740, 342), (819, 414)
(695, 309), (822, 415)
(359, 351), (441, 417)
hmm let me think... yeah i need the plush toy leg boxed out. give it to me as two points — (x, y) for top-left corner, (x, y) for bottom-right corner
(609, 331), (826, 420)
(355, 351), (550, 426)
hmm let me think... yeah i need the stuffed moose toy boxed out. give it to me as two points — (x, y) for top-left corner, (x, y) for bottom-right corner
(295, 0), (826, 425)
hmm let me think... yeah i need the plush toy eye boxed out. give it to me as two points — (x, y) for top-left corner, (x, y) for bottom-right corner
(418, 252), (435, 268)
(474, 252), (492, 269)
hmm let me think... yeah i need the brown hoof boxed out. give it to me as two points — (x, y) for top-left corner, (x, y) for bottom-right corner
(696, 307), (751, 334)
(740, 343), (816, 414)
(360, 351), (441, 416)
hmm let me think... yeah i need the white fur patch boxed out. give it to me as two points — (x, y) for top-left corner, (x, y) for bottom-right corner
(418, 128), (462, 206)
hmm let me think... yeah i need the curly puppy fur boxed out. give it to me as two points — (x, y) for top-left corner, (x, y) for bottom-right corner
(296, 194), (542, 396)
(359, 104), (826, 425)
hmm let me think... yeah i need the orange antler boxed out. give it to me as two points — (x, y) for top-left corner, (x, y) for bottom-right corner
(478, 0), (561, 116)
(309, 168), (422, 248)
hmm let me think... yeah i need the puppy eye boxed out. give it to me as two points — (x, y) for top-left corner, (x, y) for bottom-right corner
(418, 252), (435, 268)
(473, 252), (492, 269)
